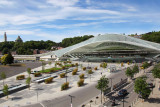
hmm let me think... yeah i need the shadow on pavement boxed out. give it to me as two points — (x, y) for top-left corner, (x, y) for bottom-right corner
(147, 98), (160, 103)
(11, 96), (22, 100)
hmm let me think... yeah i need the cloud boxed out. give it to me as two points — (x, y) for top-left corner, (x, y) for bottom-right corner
(41, 20), (129, 29)
(46, 0), (79, 7)
(0, 0), (159, 42)
(0, 0), (14, 7)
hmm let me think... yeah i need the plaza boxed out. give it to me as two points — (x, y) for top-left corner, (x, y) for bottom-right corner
(0, 61), (133, 107)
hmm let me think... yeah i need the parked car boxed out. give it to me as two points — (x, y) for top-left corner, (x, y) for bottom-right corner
(118, 89), (128, 97)
(148, 83), (155, 88)
(31, 71), (40, 74)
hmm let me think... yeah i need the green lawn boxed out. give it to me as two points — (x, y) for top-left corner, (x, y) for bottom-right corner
(40, 67), (62, 73)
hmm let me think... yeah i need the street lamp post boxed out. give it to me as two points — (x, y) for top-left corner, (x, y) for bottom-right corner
(100, 72), (102, 104)
(88, 61), (89, 67)
(69, 95), (75, 107)
(122, 96), (124, 107)
(109, 78), (113, 91)
(66, 68), (68, 83)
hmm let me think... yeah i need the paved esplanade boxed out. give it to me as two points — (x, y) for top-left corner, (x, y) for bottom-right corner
(0, 62), (133, 107)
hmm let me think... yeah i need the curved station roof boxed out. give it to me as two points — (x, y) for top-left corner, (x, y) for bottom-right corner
(52, 34), (160, 58)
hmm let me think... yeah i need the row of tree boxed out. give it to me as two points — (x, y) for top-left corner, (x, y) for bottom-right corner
(0, 35), (94, 55)
(141, 31), (160, 43)
(96, 62), (155, 102)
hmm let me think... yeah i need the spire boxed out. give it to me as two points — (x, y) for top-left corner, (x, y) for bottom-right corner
(4, 32), (7, 42)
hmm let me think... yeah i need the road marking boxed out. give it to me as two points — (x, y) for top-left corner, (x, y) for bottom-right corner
(40, 103), (46, 107)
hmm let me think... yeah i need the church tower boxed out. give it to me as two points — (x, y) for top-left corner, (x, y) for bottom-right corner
(4, 32), (7, 42)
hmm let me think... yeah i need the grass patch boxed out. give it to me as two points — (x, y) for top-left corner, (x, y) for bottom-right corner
(40, 67), (62, 73)
(64, 64), (72, 67)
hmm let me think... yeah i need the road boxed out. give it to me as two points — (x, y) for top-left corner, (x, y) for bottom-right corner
(23, 64), (131, 107)
(104, 65), (154, 107)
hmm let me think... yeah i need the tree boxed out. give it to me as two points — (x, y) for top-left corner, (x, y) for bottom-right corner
(26, 77), (31, 90)
(125, 67), (134, 79)
(152, 68), (160, 79)
(41, 61), (45, 71)
(7, 52), (14, 64)
(3, 84), (9, 99)
(2, 47), (9, 55)
(1, 53), (14, 65)
(134, 77), (151, 99)
(27, 68), (31, 77)
(96, 75), (109, 102)
(132, 64), (139, 76)
(1, 72), (6, 86)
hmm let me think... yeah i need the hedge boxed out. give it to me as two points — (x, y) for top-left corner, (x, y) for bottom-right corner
(72, 68), (78, 75)
(75, 63), (78, 66)
(60, 73), (66, 78)
(77, 79), (84, 87)
(94, 67), (97, 70)
(121, 62), (124, 67)
(127, 62), (130, 65)
(79, 73), (85, 79)
(61, 82), (69, 90)
(45, 77), (53, 84)
(61, 66), (65, 69)
(82, 67), (86, 71)
(16, 75), (25, 80)
(34, 72), (41, 77)
(88, 69), (93, 74)
(100, 62), (107, 68)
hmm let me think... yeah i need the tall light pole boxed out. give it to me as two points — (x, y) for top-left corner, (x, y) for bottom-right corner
(109, 78), (113, 91)
(122, 96), (124, 107)
(69, 95), (75, 107)
(65, 68), (68, 83)
(89, 73), (92, 82)
(100, 72), (102, 104)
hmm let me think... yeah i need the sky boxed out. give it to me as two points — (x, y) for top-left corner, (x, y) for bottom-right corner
(0, 0), (160, 42)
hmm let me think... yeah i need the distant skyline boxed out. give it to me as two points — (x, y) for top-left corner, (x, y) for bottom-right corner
(0, 0), (160, 42)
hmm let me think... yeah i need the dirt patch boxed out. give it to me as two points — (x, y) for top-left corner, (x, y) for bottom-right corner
(0, 62), (42, 80)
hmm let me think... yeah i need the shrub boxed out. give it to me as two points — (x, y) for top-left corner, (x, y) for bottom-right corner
(88, 69), (93, 74)
(121, 62), (124, 67)
(77, 79), (84, 87)
(127, 62), (130, 65)
(63, 61), (67, 64)
(82, 67), (86, 71)
(16, 75), (25, 80)
(100, 63), (102, 67)
(45, 77), (53, 84)
(100, 62), (107, 68)
(75, 63), (78, 66)
(71, 64), (75, 67)
(62, 66), (65, 69)
(94, 67), (98, 70)
(60, 73), (66, 78)
(61, 82), (69, 91)
(79, 73), (85, 79)
(34, 72), (41, 77)
(142, 62), (150, 69)
(72, 69), (78, 75)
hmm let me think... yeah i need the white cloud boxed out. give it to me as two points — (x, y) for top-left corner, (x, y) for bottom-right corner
(46, 0), (79, 7)
(0, 0), (14, 7)
(86, 0), (91, 5)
